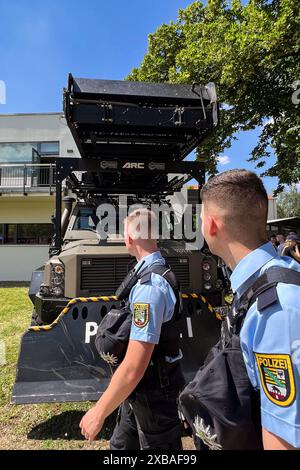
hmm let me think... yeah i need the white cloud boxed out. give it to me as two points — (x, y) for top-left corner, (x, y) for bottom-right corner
(222, 103), (233, 111)
(0, 80), (6, 105)
(262, 117), (274, 127)
(217, 155), (231, 166)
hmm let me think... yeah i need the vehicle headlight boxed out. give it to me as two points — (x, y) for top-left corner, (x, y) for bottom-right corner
(40, 284), (50, 296)
(54, 264), (64, 274)
(50, 261), (65, 297)
(52, 286), (64, 297)
(204, 282), (212, 290)
(202, 262), (211, 271)
(203, 272), (211, 281)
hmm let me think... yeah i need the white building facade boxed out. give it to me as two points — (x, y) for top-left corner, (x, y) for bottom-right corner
(0, 113), (79, 281)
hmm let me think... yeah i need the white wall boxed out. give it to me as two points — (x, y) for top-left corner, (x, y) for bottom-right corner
(59, 116), (81, 157)
(0, 246), (48, 281)
(0, 113), (80, 158)
(267, 198), (278, 221)
(0, 113), (61, 143)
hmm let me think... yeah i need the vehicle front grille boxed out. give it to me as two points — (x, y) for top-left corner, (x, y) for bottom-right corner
(80, 256), (190, 294)
(80, 257), (135, 294)
(165, 257), (190, 289)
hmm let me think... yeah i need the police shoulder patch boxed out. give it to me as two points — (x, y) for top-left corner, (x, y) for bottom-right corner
(133, 303), (149, 328)
(255, 353), (296, 407)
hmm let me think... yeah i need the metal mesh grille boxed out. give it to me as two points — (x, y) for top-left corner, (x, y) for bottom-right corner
(80, 256), (190, 294)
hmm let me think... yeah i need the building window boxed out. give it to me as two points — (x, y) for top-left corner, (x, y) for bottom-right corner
(5, 224), (17, 244)
(0, 142), (38, 163)
(0, 141), (59, 163)
(39, 142), (59, 155)
(0, 224), (53, 245)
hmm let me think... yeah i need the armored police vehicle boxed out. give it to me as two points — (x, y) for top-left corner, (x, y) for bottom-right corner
(12, 75), (227, 404)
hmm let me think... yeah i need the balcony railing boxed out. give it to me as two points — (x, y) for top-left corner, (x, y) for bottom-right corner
(0, 163), (56, 194)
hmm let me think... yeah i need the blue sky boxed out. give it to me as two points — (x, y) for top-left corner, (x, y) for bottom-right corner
(0, 0), (277, 193)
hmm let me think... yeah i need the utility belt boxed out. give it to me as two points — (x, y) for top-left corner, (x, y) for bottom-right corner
(140, 350), (184, 390)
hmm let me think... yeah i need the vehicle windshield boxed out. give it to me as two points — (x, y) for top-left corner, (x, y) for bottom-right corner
(73, 207), (97, 231)
(72, 206), (123, 242)
(72, 204), (196, 242)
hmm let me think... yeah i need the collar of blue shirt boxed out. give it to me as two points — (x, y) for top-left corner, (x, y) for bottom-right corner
(134, 250), (165, 272)
(230, 242), (278, 293)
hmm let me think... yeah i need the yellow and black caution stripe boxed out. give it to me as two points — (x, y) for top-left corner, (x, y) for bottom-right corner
(29, 295), (118, 332)
(29, 293), (223, 332)
(182, 293), (225, 320)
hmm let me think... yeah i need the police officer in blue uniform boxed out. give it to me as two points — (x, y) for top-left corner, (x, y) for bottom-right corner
(80, 208), (184, 449)
(200, 169), (300, 450)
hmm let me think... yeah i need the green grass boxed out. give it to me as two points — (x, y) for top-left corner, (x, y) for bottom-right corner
(0, 287), (194, 450)
(0, 287), (111, 450)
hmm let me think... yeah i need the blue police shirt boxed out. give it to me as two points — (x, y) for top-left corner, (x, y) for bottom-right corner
(231, 242), (300, 447)
(129, 251), (177, 345)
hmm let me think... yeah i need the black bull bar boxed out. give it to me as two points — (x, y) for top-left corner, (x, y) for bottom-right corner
(12, 295), (224, 404)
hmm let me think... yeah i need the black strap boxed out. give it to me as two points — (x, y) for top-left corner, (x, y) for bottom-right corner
(240, 266), (300, 307)
(139, 263), (176, 287)
(227, 266), (300, 336)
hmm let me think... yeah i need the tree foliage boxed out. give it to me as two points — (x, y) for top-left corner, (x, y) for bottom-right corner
(127, 0), (300, 191)
(277, 186), (300, 217)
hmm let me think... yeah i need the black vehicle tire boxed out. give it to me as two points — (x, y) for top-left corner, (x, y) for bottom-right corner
(30, 309), (44, 327)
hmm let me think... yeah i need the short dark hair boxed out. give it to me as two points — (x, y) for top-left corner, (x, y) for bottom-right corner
(201, 169), (268, 238)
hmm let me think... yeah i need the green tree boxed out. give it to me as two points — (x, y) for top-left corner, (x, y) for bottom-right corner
(127, 0), (300, 191)
(277, 186), (300, 217)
